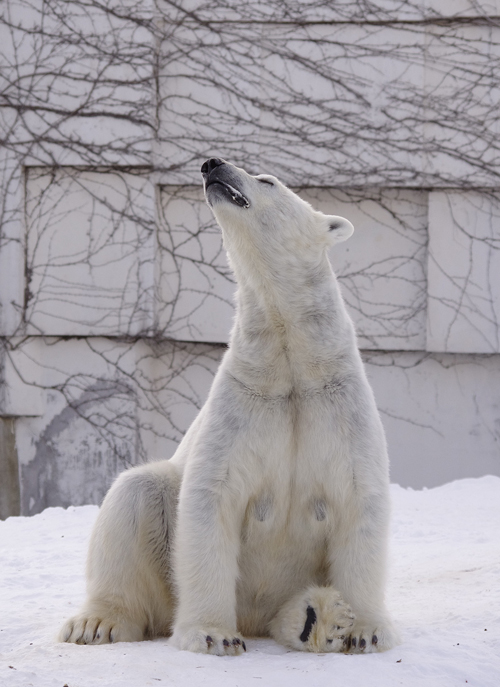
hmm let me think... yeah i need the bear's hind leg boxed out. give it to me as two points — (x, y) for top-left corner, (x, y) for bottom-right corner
(59, 460), (182, 644)
(269, 585), (355, 652)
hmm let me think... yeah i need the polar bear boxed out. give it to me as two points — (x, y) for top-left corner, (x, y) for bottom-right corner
(59, 158), (398, 655)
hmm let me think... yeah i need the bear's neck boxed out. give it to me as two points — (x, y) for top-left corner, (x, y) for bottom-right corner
(227, 256), (360, 395)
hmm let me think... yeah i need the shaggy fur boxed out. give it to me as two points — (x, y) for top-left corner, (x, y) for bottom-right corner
(59, 159), (398, 655)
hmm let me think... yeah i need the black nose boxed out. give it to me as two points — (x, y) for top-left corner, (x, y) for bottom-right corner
(201, 158), (224, 175)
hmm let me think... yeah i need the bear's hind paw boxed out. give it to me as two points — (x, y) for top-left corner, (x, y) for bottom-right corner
(59, 612), (144, 644)
(270, 585), (355, 653)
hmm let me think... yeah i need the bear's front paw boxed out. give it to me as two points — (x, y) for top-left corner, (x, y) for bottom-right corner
(172, 625), (247, 656)
(344, 619), (400, 654)
(270, 585), (355, 653)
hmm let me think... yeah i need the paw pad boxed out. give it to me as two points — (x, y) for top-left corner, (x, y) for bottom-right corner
(299, 606), (317, 643)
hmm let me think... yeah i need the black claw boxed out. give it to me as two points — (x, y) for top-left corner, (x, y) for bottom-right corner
(206, 635), (213, 646)
(242, 641), (247, 651)
(372, 635), (378, 646)
(351, 637), (357, 648)
(232, 638), (241, 646)
(359, 638), (366, 649)
(343, 636), (351, 650)
(223, 639), (230, 647)
(327, 639), (333, 644)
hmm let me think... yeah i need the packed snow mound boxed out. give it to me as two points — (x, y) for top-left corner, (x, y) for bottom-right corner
(1, 476), (499, 687)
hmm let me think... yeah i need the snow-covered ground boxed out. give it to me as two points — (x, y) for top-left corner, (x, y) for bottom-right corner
(1, 476), (499, 687)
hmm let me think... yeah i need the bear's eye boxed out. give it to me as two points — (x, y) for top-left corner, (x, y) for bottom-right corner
(257, 178), (274, 186)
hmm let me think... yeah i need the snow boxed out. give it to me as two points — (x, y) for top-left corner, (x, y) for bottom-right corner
(1, 476), (499, 687)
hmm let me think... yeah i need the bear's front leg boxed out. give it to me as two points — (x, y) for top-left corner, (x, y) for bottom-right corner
(171, 421), (250, 656)
(328, 489), (399, 653)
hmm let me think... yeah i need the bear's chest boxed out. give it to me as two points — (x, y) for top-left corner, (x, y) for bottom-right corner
(239, 487), (332, 574)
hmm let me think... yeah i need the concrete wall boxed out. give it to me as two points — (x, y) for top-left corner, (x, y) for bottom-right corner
(1, 0), (499, 514)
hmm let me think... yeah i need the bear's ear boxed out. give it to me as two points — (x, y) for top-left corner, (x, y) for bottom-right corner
(323, 214), (354, 244)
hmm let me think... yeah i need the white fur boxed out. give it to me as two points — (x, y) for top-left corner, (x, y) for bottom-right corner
(59, 161), (398, 655)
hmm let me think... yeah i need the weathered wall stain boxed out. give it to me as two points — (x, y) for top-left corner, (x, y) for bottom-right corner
(20, 382), (137, 515)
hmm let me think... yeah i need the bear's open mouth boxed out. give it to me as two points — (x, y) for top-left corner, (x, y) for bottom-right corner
(206, 181), (250, 209)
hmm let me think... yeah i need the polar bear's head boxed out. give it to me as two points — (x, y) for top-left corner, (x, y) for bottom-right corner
(201, 159), (353, 286)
